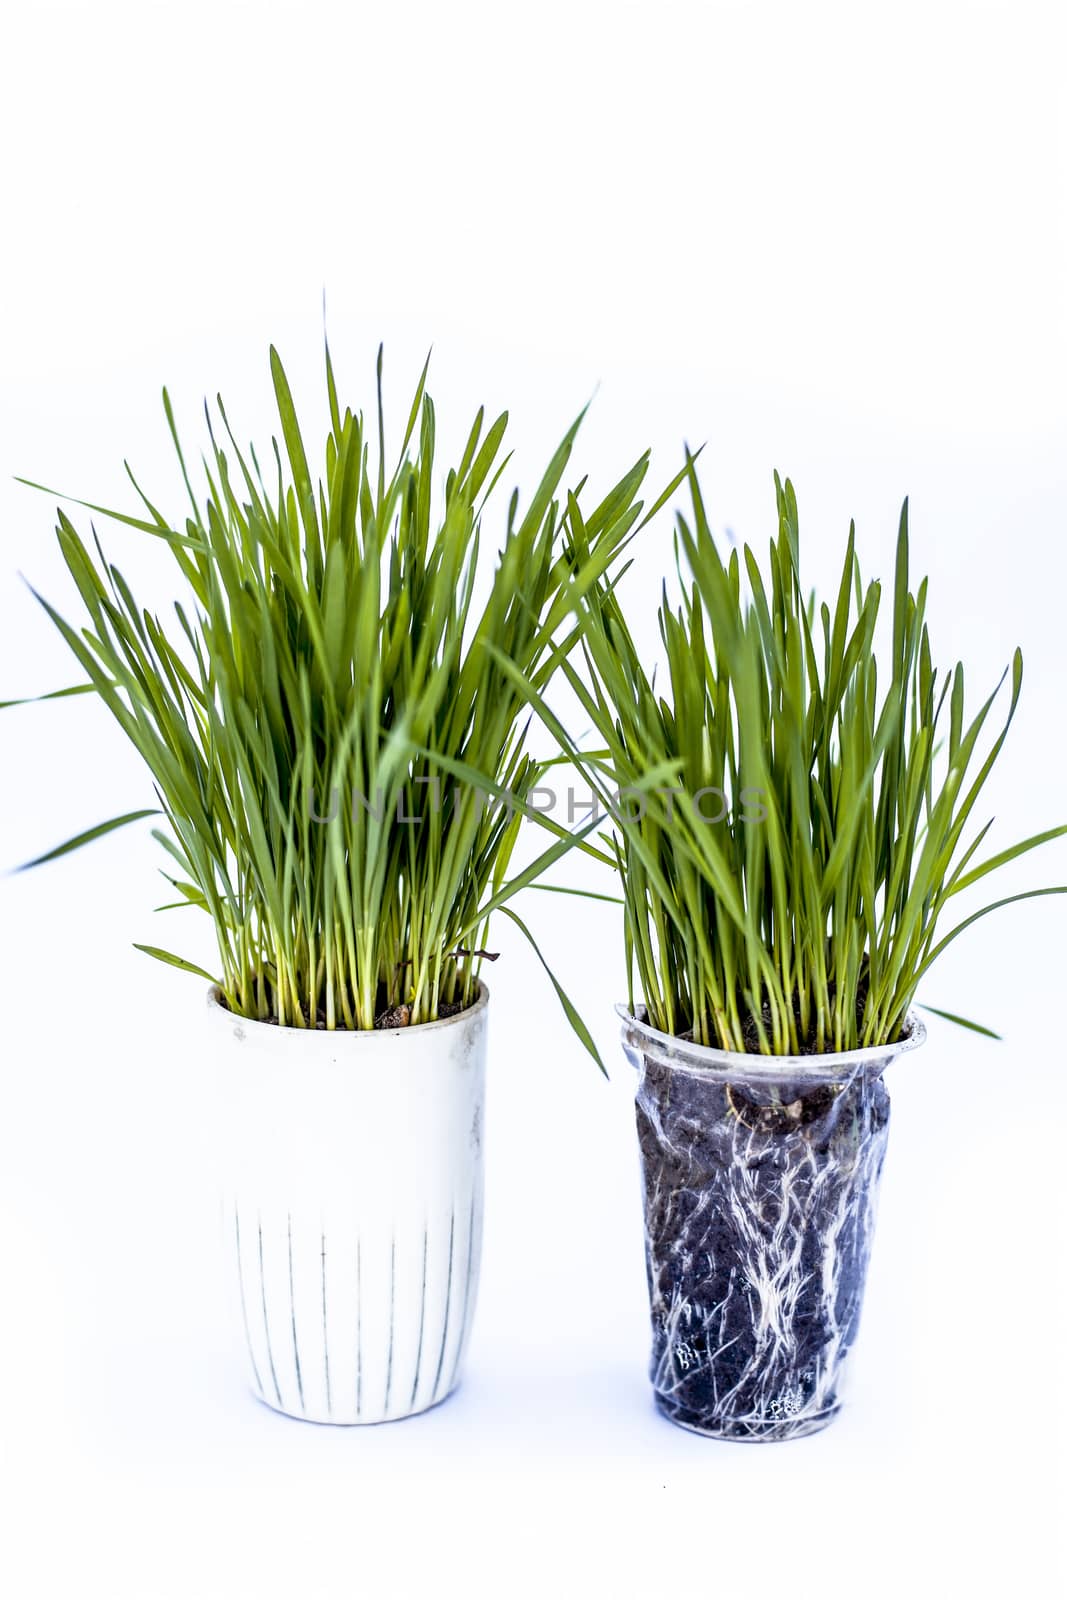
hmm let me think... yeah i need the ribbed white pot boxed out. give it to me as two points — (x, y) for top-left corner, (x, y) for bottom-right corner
(206, 982), (488, 1424)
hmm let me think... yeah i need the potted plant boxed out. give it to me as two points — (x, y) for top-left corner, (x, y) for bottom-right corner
(496, 463), (1067, 1440)
(6, 340), (664, 1423)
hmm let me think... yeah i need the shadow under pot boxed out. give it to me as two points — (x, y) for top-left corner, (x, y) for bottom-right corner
(619, 1006), (925, 1442)
(207, 982), (488, 1424)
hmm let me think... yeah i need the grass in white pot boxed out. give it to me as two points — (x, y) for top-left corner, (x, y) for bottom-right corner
(11, 342), (674, 1052)
(7, 341), (689, 1426)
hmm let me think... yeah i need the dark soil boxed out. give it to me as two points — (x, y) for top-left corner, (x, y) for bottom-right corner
(373, 998), (468, 1030)
(219, 992), (474, 1030)
(635, 1052), (891, 1439)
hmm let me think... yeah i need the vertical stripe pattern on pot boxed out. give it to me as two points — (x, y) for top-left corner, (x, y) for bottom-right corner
(231, 1190), (483, 1423)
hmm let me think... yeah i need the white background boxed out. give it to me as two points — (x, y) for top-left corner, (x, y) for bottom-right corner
(1, 2), (1065, 1596)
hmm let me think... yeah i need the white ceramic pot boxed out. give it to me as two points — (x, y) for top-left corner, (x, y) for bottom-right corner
(206, 982), (488, 1424)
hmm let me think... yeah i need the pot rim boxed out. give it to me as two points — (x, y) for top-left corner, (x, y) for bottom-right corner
(207, 978), (489, 1040)
(616, 1001), (926, 1082)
